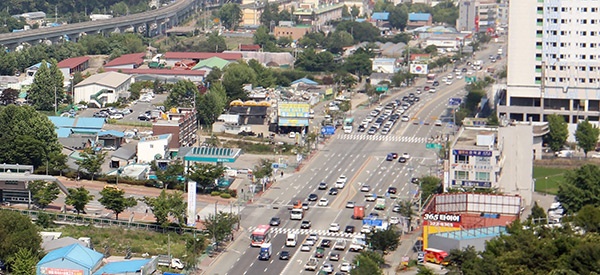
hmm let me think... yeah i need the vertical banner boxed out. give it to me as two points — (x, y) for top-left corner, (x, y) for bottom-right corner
(187, 180), (197, 227)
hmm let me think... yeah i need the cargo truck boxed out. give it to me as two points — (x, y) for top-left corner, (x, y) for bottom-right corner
(258, 243), (272, 260)
(352, 206), (365, 219)
(374, 198), (386, 210)
(156, 255), (184, 269)
(348, 235), (366, 252)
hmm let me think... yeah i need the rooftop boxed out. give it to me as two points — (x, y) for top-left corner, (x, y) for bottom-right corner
(140, 134), (172, 142)
(408, 13), (431, 21)
(92, 259), (151, 275)
(37, 243), (103, 269)
(104, 53), (145, 67)
(164, 52), (242, 61)
(372, 12), (389, 21)
(294, 3), (344, 15)
(192, 57), (230, 70)
(454, 127), (497, 149)
(57, 56), (90, 69)
(105, 68), (206, 76)
(434, 226), (507, 240)
(49, 116), (106, 130)
(74, 71), (131, 89)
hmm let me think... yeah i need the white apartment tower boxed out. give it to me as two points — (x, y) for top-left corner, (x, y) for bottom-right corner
(500, 0), (600, 139)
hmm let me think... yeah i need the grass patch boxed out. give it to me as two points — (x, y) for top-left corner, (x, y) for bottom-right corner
(52, 225), (196, 258)
(533, 166), (571, 195)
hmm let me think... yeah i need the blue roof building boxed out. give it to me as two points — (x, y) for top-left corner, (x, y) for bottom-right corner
(409, 13), (432, 22)
(37, 243), (104, 275)
(49, 116), (106, 138)
(291, 77), (318, 86)
(372, 12), (390, 21)
(92, 259), (151, 275)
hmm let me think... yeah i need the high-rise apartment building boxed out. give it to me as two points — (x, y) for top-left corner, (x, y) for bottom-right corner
(500, 0), (600, 138)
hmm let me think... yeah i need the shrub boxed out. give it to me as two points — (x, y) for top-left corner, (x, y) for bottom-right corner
(226, 189), (237, 198)
(210, 191), (221, 196)
(219, 193), (231, 199)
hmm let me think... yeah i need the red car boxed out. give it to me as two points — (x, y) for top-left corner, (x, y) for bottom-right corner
(388, 187), (397, 194)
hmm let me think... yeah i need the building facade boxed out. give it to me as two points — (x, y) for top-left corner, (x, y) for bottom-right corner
(152, 107), (198, 151)
(294, 4), (344, 27)
(137, 134), (172, 163)
(500, 0), (600, 140)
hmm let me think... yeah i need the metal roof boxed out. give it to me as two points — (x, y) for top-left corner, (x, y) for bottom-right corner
(57, 56), (90, 69)
(192, 57), (230, 70)
(92, 259), (150, 275)
(434, 226), (507, 240)
(106, 68), (206, 76)
(49, 116), (106, 129)
(103, 53), (145, 67)
(372, 12), (389, 21)
(75, 71), (131, 89)
(164, 52), (242, 61)
(37, 243), (103, 269)
(409, 13), (431, 21)
(98, 130), (125, 138)
(183, 147), (242, 163)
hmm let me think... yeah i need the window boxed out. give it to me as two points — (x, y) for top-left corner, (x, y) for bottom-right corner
(149, 144), (154, 148)
(455, 171), (469, 180)
(456, 155), (469, 164)
(5, 180), (18, 185)
(476, 156), (490, 165)
(475, 172), (490, 181)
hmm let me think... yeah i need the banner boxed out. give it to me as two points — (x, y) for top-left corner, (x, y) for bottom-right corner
(410, 63), (428, 75)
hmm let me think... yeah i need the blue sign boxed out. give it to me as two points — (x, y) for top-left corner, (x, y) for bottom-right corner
(321, 126), (336, 135)
(448, 98), (462, 106)
(452, 149), (492, 157)
(363, 218), (383, 227)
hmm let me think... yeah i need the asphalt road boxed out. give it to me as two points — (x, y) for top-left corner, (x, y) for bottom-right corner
(205, 44), (507, 275)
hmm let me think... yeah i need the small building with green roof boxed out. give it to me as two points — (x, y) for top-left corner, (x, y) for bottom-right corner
(192, 57), (230, 73)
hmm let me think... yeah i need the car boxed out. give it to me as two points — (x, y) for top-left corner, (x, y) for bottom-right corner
(315, 247), (325, 258)
(416, 88), (422, 94)
(322, 263), (334, 273)
(345, 225), (355, 233)
(318, 182), (328, 190)
(389, 216), (400, 225)
(320, 239), (332, 247)
(386, 153), (394, 161)
(308, 234), (319, 242)
(390, 153), (399, 159)
(424, 86), (430, 91)
(305, 239), (316, 246)
(429, 88), (437, 93)
(462, 67), (468, 73)
(109, 113), (124, 119)
(301, 245), (311, 252)
(447, 74), (453, 80)
(279, 250), (290, 260)
(308, 194), (318, 201)
(357, 125), (366, 132)
(435, 120), (443, 126)
(387, 187), (397, 194)
(345, 201), (355, 208)
(269, 217), (281, 226)
(340, 262), (353, 272)
(401, 115), (410, 122)
(361, 225), (372, 234)
(398, 157), (407, 163)
(432, 80), (440, 86)
(411, 177), (420, 184)
(367, 127), (377, 135)
(369, 110), (380, 117)
(402, 153), (410, 159)
(301, 220), (312, 229)
(329, 188), (339, 195)
(360, 185), (371, 192)
(380, 128), (390, 135)
(456, 74), (463, 79)
(372, 122), (382, 129)
(366, 194), (377, 202)
(414, 96), (420, 102)
(318, 198), (329, 206)
(302, 202), (310, 210)
(337, 175), (347, 183)
(393, 205), (402, 213)
(329, 253), (340, 261)
(289, 132), (296, 138)
(368, 212), (379, 218)
(364, 116), (374, 123)
(329, 223), (341, 232)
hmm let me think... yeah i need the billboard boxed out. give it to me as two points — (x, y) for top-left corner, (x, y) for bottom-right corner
(279, 118), (309, 127)
(410, 63), (428, 75)
(278, 102), (310, 118)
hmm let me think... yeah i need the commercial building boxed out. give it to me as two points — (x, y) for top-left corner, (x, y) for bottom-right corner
(294, 4), (344, 27)
(57, 56), (90, 82)
(273, 24), (311, 41)
(152, 107), (198, 151)
(73, 72), (132, 107)
(457, 0), (508, 33)
(406, 13), (432, 30)
(103, 53), (145, 70)
(447, 121), (547, 204)
(137, 134), (172, 163)
(499, 0), (600, 140)
(372, 58), (398, 74)
(37, 244), (103, 275)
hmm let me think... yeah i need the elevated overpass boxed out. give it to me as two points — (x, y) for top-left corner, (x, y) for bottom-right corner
(0, 0), (202, 50)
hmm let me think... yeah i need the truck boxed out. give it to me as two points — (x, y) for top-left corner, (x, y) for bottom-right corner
(375, 198), (386, 210)
(290, 207), (304, 220)
(258, 243), (272, 260)
(305, 257), (319, 271)
(352, 206), (365, 220)
(343, 118), (354, 134)
(424, 248), (449, 265)
(156, 255), (185, 269)
(333, 238), (347, 250)
(348, 234), (366, 252)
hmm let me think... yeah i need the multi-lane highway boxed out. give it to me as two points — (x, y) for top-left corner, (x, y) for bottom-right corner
(205, 44), (505, 275)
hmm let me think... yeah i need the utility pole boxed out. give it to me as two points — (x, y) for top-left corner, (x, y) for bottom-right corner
(54, 86), (57, 114)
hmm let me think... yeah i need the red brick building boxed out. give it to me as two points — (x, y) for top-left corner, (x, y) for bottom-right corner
(152, 107), (198, 152)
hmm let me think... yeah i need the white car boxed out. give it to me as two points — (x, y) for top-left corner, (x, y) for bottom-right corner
(109, 113), (124, 119)
(361, 225), (372, 234)
(364, 116), (374, 122)
(340, 262), (353, 272)
(322, 263), (334, 273)
(401, 115), (410, 122)
(305, 239), (316, 246)
(289, 132), (296, 138)
(456, 74), (463, 79)
(429, 88), (437, 93)
(346, 201), (355, 208)
(402, 153), (410, 159)
(301, 245), (311, 252)
(337, 175), (347, 183)
(447, 74), (453, 79)
(360, 185), (371, 192)
(389, 216), (400, 225)
(365, 195), (376, 202)
(328, 223), (340, 232)
(318, 198), (329, 206)
(308, 234), (319, 242)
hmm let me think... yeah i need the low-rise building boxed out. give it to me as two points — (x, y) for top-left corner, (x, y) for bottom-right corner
(152, 107), (198, 153)
(294, 4), (344, 27)
(103, 53), (145, 70)
(73, 72), (132, 107)
(137, 134), (172, 163)
(407, 12), (432, 29)
(163, 52), (242, 67)
(372, 58), (398, 74)
(273, 25), (311, 41)
(57, 56), (90, 83)
(105, 68), (205, 83)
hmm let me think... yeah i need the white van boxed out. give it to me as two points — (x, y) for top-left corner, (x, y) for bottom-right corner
(286, 233), (297, 247)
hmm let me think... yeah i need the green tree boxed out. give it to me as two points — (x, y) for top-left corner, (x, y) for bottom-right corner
(219, 3), (242, 30)
(574, 118), (600, 157)
(557, 164), (600, 214)
(98, 187), (137, 220)
(75, 148), (106, 181)
(28, 60), (64, 111)
(398, 200), (415, 229)
(528, 201), (547, 224)
(298, 32), (326, 48)
(7, 248), (38, 275)
(65, 186), (94, 215)
(351, 251), (384, 275)
(351, 5), (360, 18)
(344, 52), (372, 76)
(336, 21), (380, 43)
(547, 114), (569, 152)
(416, 266), (436, 275)
(204, 211), (239, 250)
(151, 160), (185, 190)
(142, 189), (187, 228)
(295, 48), (334, 72)
(367, 227), (400, 254)
(431, 1), (459, 26)
(0, 105), (62, 168)
(164, 80), (198, 109)
(189, 163), (226, 192)
(35, 212), (54, 228)
(420, 176), (443, 203)
(253, 158), (274, 180)
(253, 26), (278, 52)
(28, 180), (60, 210)
(326, 31), (354, 54)
(389, 6), (408, 31)
(196, 82), (228, 126)
(444, 246), (485, 274)
(205, 67), (223, 85)
(342, 5), (351, 18)
(222, 61), (257, 100)
(199, 31), (228, 52)
(573, 205), (600, 233)
(0, 87), (19, 105)
(249, 59), (277, 88)
(0, 210), (41, 267)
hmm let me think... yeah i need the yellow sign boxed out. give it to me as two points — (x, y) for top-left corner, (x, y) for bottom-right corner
(278, 103), (310, 118)
(325, 88), (333, 95)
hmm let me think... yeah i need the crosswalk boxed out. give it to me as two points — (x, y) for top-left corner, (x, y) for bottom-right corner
(337, 134), (428, 144)
(247, 226), (358, 239)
